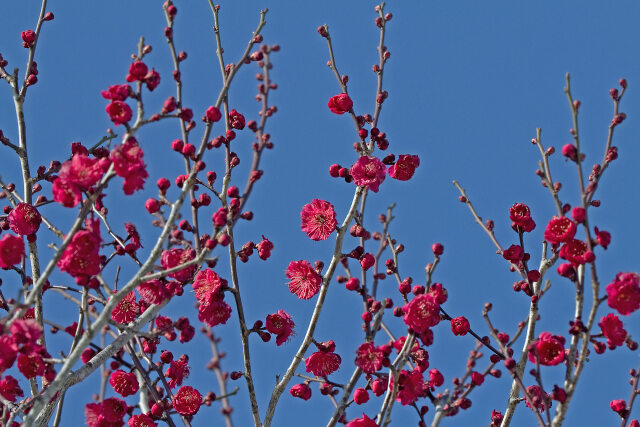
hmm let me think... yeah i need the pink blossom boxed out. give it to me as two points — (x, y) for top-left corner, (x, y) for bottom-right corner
(0, 234), (25, 268)
(110, 137), (148, 195)
(389, 154), (420, 181)
(599, 313), (627, 348)
(110, 291), (139, 324)
(266, 310), (295, 345)
(289, 383), (312, 400)
(328, 93), (353, 114)
(198, 299), (232, 327)
(106, 100), (133, 125)
(529, 332), (565, 366)
(161, 248), (197, 283)
(606, 272), (640, 315)
(7, 203), (42, 235)
(354, 342), (384, 373)
(300, 199), (337, 241)
(402, 294), (441, 333)
(305, 351), (341, 377)
(286, 260), (322, 300)
(350, 156), (386, 193)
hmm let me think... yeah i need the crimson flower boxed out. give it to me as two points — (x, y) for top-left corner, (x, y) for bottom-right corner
(328, 93), (353, 114)
(172, 386), (202, 416)
(192, 269), (226, 305)
(599, 313), (627, 348)
(450, 316), (470, 336)
(286, 260), (322, 300)
(528, 332), (565, 366)
(402, 294), (441, 334)
(265, 310), (295, 346)
(559, 239), (594, 265)
(389, 154), (420, 181)
(109, 370), (139, 397)
(198, 299), (232, 327)
(305, 351), (341, 377)
(126, 61), (148, 82)
(7, 203), (42, 235)
(110, 137), (148, 194)
(0, 375), (23, 402)
(0, 234), (25, 268)
(289, 383), (311, 400)
(106, 100), (133, 125)
(110, 291), (139, 324)
(165, 358), (190, 388)
(300, 199), (337, 241)
(346, 413), (378, 427)
(544, 216), (577, 245)
(606, 272), (640, 315)
(350, 156), (386, 193)
(354, 342), (385, 374)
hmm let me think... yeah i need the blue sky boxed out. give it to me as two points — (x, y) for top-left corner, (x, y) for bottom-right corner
(1, 1), (639, 426)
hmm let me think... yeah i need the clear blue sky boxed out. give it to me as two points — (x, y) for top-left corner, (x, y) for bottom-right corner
(1, 1), (639, 426)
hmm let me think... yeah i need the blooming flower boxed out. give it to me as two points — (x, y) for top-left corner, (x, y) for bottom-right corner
(606, 272), (640, 315)
(136, 279), (168, 305)
(354, 342), (385, 374)
(8, 203), (42, 236)
(161, 248), (197, 283)
(101, 84), (131, 101)
(110, 137), (148, 194)
(544, 216), (577, 245)
(17, 353), (45, 378)
(305, 351), (341, 377)
(126, 61), (148, 82)
(106, 100), (133, 125)
(102, 397), (128, 422)
(286, 260), (322, 300)
(172, 386), (202, 416)
(328, 93), (353, 114)
(109, 370), (139, 397)
(198, 299), (232, 327)
(502, 244), (524, 262)
(599, 313), (627, 348)
(0, 234), (25, 268)
(525, 385), (549, 412)
(110, 292), (139, 324)
(57, 218), (102, 279)
(450, 316), (470, 336)
(346, 413), (378, 427)
(528, 332), (565, 366)
(559, 239), (595, 265)
(350, 156), (386, 193)
(300, 199), (337, 241)
(165, 358), (190, 388)
(0, 375), (23, 402)
(402, 294), (441, 333)
(289, 383), (312, 400)
(509, 203), (536, 232)
(265, 310), (295, 346)
(52, 154), (110, 207)
(128, 414), (158, 427)
(192, 269), (226, 305)
(391, 369), (426, 405)
(389, 154), (420, 181)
